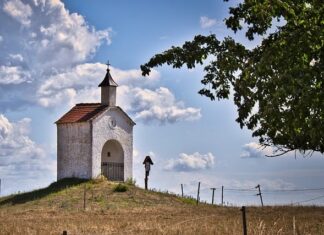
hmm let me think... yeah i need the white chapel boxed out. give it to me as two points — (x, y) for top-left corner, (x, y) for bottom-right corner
(56, 64), (135, 181)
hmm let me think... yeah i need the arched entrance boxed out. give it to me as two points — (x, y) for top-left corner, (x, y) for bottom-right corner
(101, 139), (124, 181)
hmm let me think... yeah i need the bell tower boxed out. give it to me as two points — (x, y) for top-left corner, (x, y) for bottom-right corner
(98, 61), (118, 106)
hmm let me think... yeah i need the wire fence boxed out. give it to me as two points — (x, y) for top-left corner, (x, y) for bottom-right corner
(178, 183), (324, 206)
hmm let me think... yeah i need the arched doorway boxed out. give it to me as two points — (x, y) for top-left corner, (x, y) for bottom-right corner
(101, 139), (124, 181)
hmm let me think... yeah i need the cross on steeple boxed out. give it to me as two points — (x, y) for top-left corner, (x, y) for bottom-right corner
(106, 60), (110, 70)
(99, 59), (118, 106)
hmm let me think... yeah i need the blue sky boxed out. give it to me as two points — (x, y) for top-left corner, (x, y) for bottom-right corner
(0, 0), (323, 206)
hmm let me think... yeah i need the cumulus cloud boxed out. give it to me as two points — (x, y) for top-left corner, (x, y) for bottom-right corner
(0, 0), (111, 110)
(120, 86), (201, 124)
(36, 63), (154, 107)
(9, 53), (24, 62)
(0, 65), (31, 84)
(200, 16), (217, 28)
(111, 66), (160, 86)
(37, 62), (201, 124)
(164, 152), (215, 171)
(37, 63), (160, 101)
(0, 0), (201, 125)
(240, 142), (272, 158)
(0, 114), (56, 181)
(3, 0), (33, 26)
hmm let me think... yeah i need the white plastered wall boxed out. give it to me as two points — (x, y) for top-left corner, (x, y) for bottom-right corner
(91, 108), (133, 180)
(57, 123), (92, 179)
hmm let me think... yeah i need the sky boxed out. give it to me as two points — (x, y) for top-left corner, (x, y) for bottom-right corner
(0, 0), (323, 206)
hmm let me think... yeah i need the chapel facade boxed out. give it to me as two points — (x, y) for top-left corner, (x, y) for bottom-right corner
(56, 65), (135, 181)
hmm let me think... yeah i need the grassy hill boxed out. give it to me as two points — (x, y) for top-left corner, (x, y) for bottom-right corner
(0, 178), (324, 235)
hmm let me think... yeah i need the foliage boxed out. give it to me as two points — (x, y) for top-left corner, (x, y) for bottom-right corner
(113, 183), (128, 192)
(141, 0), (324, 156)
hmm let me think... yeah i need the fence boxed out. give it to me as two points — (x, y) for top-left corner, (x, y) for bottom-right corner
(179, 182), (324, 206)
(101, 162), (124, 181)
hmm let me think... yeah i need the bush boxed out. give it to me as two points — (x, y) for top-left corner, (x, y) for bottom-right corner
(113, 183), (128, 192)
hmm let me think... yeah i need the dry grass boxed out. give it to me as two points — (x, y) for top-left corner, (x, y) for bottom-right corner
(0, 178), (324, 235)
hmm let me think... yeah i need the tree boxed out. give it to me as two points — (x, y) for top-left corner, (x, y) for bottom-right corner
(141, 0), (324, 156)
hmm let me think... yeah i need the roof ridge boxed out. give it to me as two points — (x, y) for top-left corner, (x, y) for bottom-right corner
(55, 105), (135, 125)
(76, 103), (102, 106)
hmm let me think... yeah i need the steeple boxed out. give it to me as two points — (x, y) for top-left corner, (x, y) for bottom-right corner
(99, 61), (118, 106)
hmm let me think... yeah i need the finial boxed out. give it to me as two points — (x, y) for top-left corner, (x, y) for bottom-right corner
(106, 60), (110, 70)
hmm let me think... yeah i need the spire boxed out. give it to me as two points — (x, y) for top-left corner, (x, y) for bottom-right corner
(99, 60), (118, 106)
(98, 61), (118, 87)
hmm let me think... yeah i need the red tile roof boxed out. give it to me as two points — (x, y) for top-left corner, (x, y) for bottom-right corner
(56, 103), (108, 124)
(56, 103), (136, 125)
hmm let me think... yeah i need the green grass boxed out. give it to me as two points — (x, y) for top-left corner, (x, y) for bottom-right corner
(179, 196), (197, 205)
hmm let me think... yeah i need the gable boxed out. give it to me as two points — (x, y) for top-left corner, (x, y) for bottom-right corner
(93, 106), (136, 127)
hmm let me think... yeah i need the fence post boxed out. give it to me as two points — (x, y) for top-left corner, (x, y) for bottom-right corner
(145, 172), (148, 190)
(221, 185), (224, 205)
(181, 184), (184, 197)
(255, 184), (264, 207)
(83, 185), (86, 210)
(196, 182), (201, 205)
(210, 188), (216, 205)
(63, 231), (67, 235)
(241, 206), (247, 235)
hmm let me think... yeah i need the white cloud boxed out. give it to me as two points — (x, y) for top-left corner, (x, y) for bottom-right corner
(37, 62), (200, 124)
(164, 152), (215, 171)
(37, 63), (160, 101)
(0, 1), (201, 126)
(0, 65), (31, 84)
(240, 142), (272, 158)
(9, 53), (23, 62)
(35, 63), (147, 107)
(119, 86), (201, 124)
(38, 88), (76, 107)
(200, 16), (217, 29)
(0, 114), (56, 181)
(0, 35), (3, 42)
(0, 0), (111, 110)
(29, 0), (111, 70)
(111, 66), (160, 86)
(3, 0), (33, 26)
(37, 63), (104, 99)
(133, 148), (141, 164)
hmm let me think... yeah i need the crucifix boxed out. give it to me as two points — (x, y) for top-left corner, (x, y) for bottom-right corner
(143, 155), (154, 190)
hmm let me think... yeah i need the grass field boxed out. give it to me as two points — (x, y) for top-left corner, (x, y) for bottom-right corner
(0, 178), (324, 235)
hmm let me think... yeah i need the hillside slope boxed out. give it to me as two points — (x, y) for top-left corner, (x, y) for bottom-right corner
(0, 178), (324, 235)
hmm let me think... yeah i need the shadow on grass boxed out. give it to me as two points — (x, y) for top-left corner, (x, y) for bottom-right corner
(0, 178), (88, 206)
